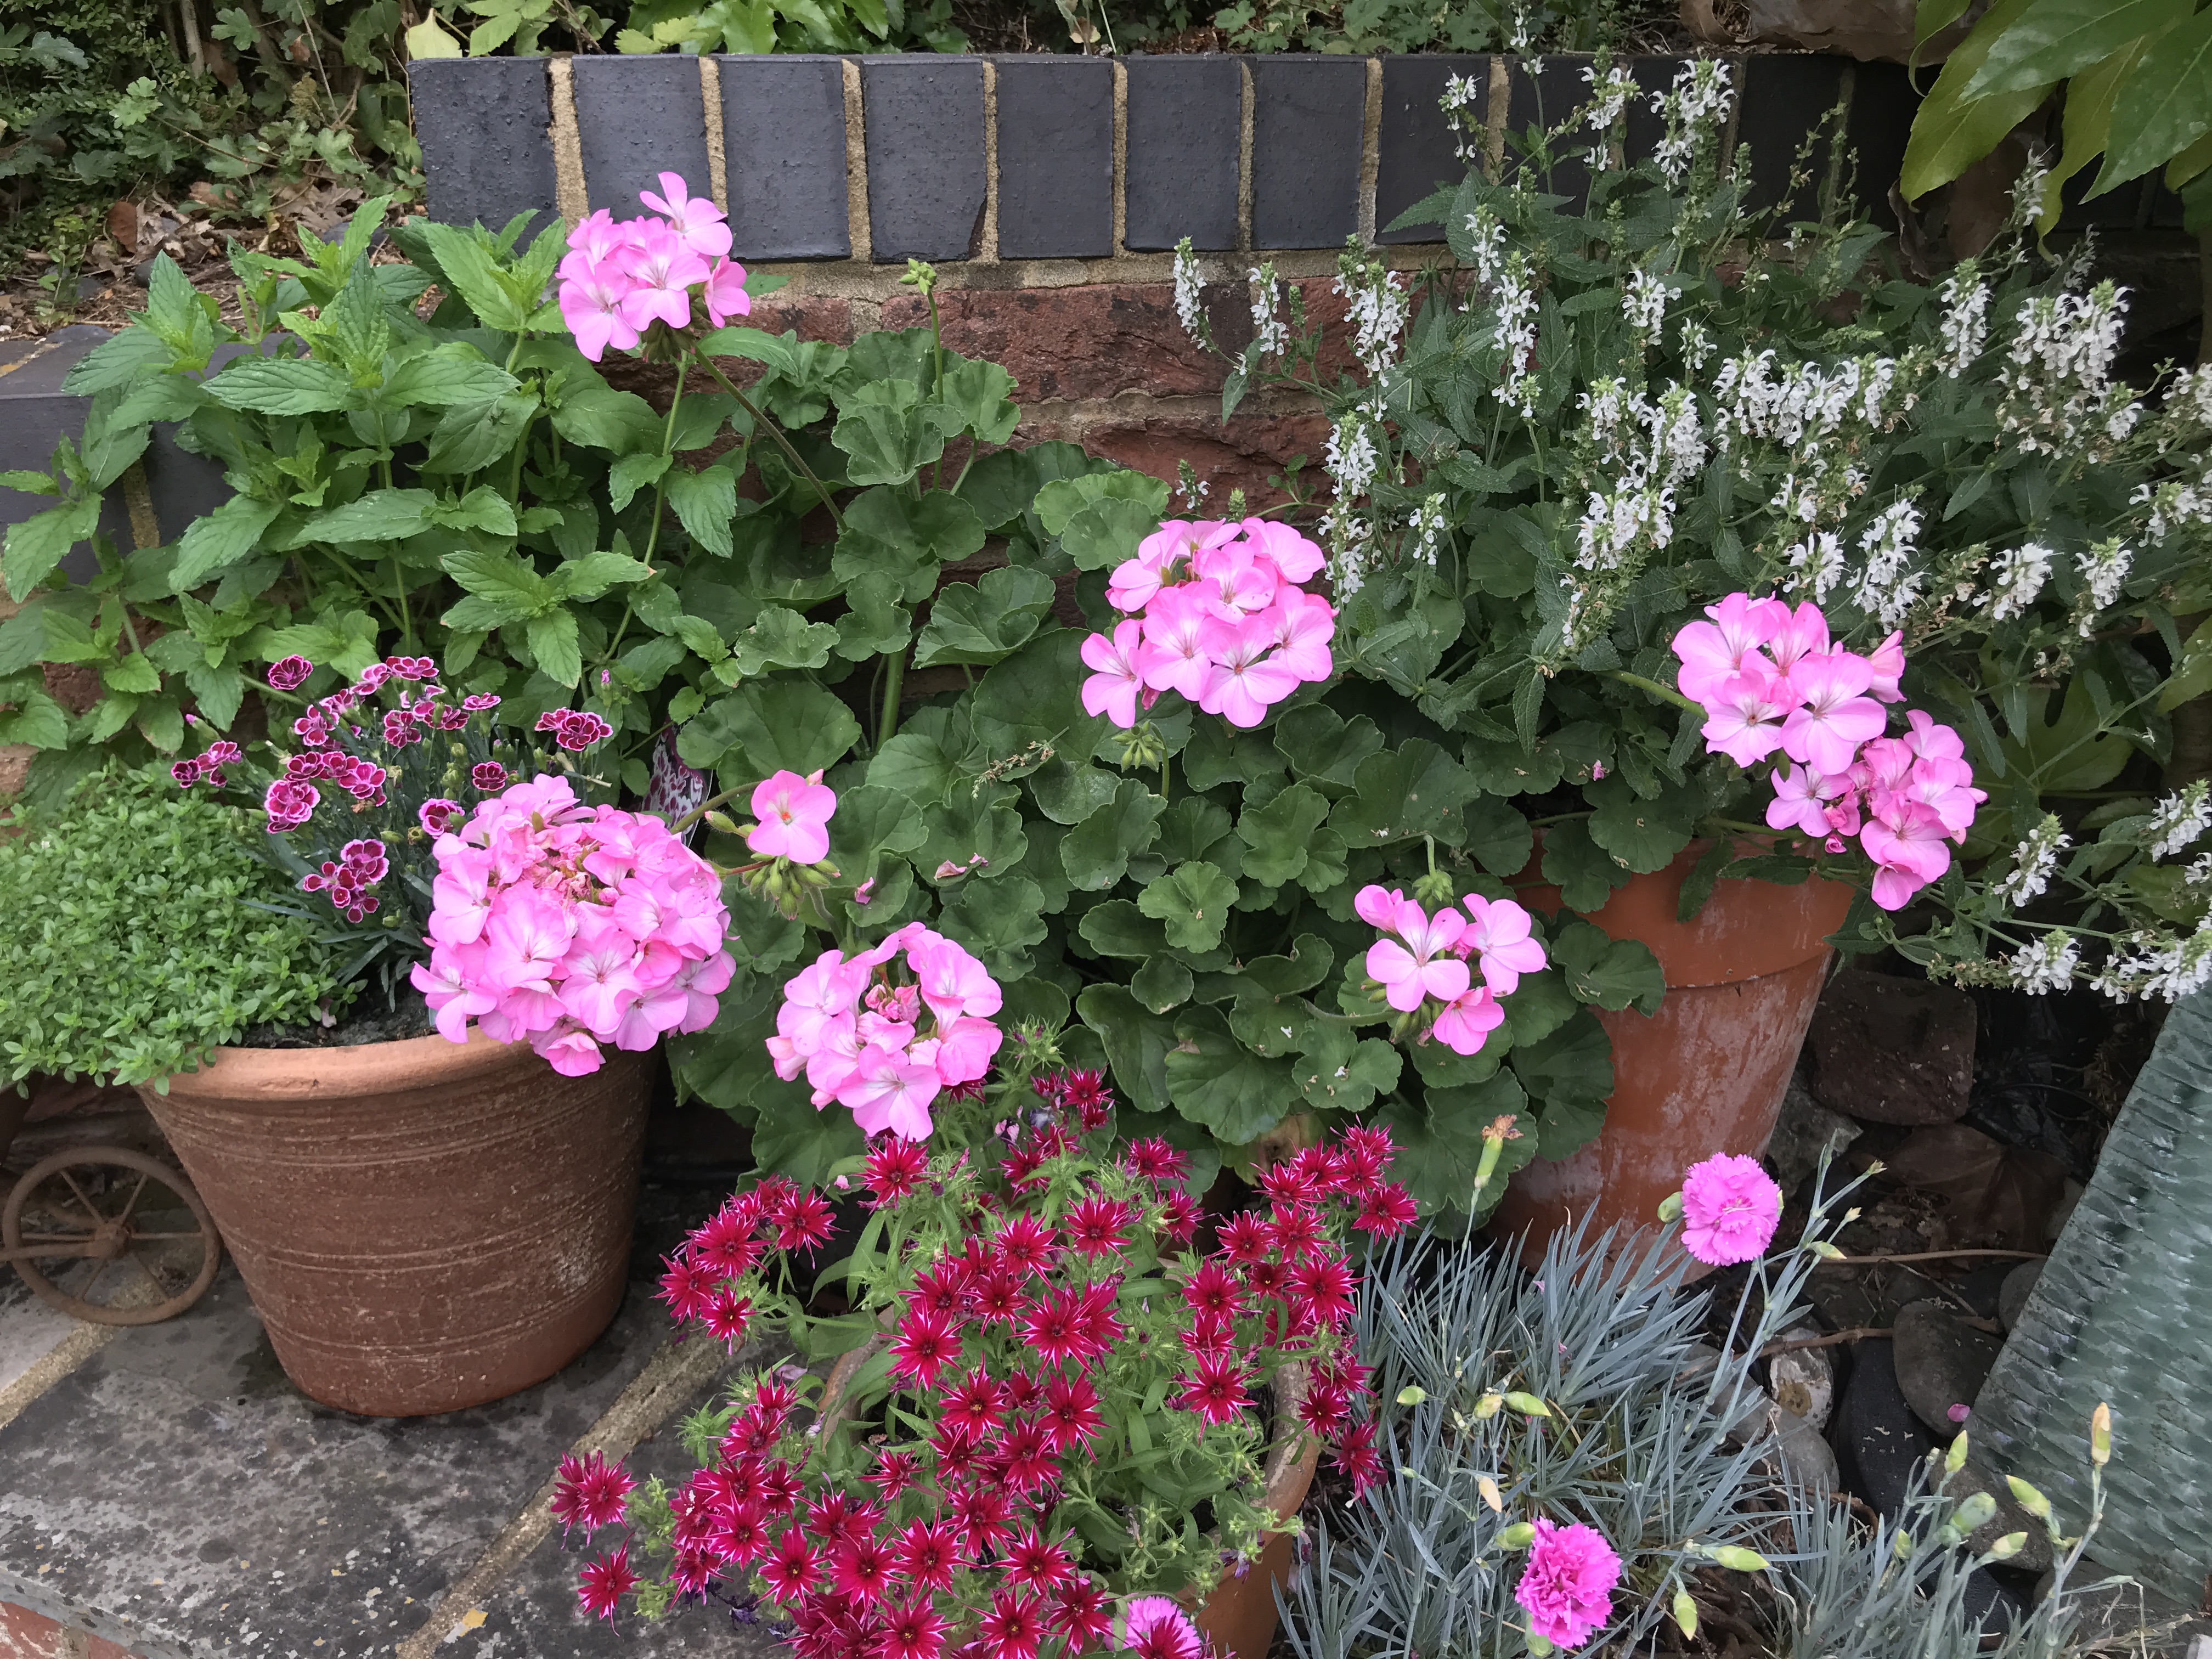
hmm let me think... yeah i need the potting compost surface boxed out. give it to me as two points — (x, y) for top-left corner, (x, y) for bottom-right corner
(0, 1182), (780, 1658)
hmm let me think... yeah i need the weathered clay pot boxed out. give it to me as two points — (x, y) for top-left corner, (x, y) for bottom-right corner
(1188, 1361), (1322, 1659)
(137, 1029), (648, 1416)
(1493, 841), (1857, 1277)
(817, 1348), (1319, 1659)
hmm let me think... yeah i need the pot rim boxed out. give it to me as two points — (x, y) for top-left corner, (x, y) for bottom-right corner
(149, 1023), (540, 1101)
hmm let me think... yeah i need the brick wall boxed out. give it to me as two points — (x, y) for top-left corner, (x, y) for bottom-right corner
(407, 48), (1922, 509)
(0, 1602), (136, 1659)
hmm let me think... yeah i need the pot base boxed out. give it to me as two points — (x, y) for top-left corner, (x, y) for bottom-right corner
(140, 1031), (649, 1418)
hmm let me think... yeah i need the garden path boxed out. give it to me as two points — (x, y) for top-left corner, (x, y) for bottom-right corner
(0, 1182), (780, 1659)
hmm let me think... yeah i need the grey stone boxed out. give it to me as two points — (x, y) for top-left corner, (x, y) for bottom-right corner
(1764, 1072), (1861, 1198)
(1807, 970), (1979, 1125)
(1123, 55), (1241, 252)
(1894, 1298), (2002, 1436)
(408, 56), (559, 237)
(1999, 1261), (2043, 1332)
(573, 54), (713, 222)
(1374, 54), (1487, 245)
(0, 1182), (732, 1657)
(1250, 56), (1367, 250)
(1776, 1407), (1840, 1489)
(1942, 1458), (2055, 1575)
(1770, 1332), (1834, 1432)
(1828, 1336), (1937, 1515)
(1677, 1343), (1770, 1444)
(862, 56), (986, 263)
(1808, 1260), (1952, 1331)
(993, 57), (1113, 260)
(1734, 53), (1848, 222)
(0, 1268), (672, 1656)
(718, 55), (853, 261)
(0, 328), (133, 580)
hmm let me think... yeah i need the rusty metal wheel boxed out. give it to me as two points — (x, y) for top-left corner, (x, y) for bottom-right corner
(2, 1147), (222, 1325)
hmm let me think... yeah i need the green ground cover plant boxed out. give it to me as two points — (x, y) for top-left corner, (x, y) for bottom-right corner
(0, 762), (348, 1088)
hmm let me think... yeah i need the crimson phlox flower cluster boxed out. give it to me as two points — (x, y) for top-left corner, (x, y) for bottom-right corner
(571, 1088), (1409, 1645)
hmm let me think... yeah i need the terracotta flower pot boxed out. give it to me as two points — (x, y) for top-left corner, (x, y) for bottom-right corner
(1491, 842), (1856, 1277)
(815, 1350), (1319, 1659)
(137, 1029), (649, 1417)
(1187, 1362), (1322, 1659)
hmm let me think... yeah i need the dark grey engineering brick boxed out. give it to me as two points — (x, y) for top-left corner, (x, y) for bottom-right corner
(1250, 55), (1367, 251)
(572, 54), (714, 222)
(1123, 54), (1242, 253)
(993, 56), (1114, 260)
(1375, 54), (1487, 245)
(407, 56), (559, 237)
(716, 55), (853, 261)
(862, 56), (988, 262)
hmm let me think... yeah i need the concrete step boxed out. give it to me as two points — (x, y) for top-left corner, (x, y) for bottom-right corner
(0, 1183), (779, 1659)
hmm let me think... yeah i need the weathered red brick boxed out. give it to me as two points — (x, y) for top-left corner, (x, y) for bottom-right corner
(744, 293), (857, 347)
(880, 285), (1234, 401)
(0, 1601), (60, 1659)
(1016, 403), (1333, 514)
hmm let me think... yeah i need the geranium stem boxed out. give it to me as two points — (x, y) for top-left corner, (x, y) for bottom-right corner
(692, 354), (844, 532)
(879, 650), (905, 747)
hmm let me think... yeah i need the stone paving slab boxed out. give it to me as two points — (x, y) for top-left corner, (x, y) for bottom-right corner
(445, 1378), (782, 1659)
(0, 1183), (731, 1659)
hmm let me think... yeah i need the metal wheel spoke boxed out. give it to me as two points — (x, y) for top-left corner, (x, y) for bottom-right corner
(122, 1230), (206, 1241)
(117, 1171), (153, 1224)
(76, 1260), (112, 1302)
(19, 1231), (99, 1245)
(59, 1169), (109, 1227)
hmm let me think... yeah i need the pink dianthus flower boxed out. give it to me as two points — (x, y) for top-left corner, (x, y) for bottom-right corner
(1513, 1517), (1621, 1651)
(1678, 1152), (1782, 1266)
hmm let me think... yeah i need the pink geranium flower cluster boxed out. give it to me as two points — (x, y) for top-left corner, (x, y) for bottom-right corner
(568, 1092), (1405, 1642)
(768, 923), (1005, 1141)
(1082, 518), (1338, 730)
(1354, 885), (1547, 1056)
(1673, 594), (1985, 911)
(412, 774), (734, 1076)
(556, 172), (749, 362)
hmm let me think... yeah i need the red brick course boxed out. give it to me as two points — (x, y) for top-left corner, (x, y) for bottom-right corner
(1019, 402), (1333, 513)
(0, 1601), (138, 1659)
(878, 276), (1361, 403)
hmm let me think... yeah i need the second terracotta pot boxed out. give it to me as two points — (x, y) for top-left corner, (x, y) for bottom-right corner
(1187, 1363), (1322, 1659)
(816, 1349), (1318, 1659)
(139, 1029), (649, 1417)
(1492, 842), (1855, 1276)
